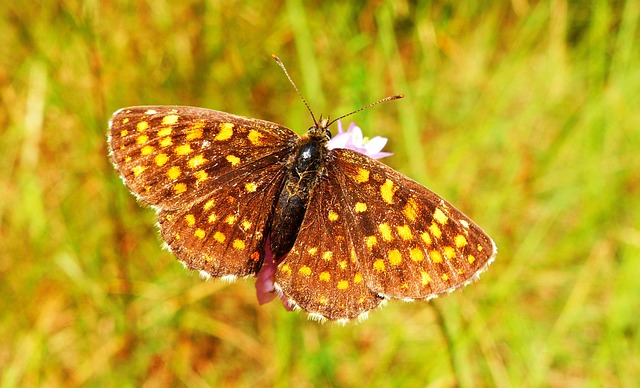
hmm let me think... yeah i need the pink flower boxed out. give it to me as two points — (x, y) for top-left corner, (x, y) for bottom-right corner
(255, 121), (392, 310)
(327, 120), (393, 159)
(255, 238), (295, 310)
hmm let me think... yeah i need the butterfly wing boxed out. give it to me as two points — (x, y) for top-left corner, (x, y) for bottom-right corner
(108, 106), (298, 277)
(328, 149), (497, 299)
(273, 147), (496, 321)
(274, 174), (385, 321)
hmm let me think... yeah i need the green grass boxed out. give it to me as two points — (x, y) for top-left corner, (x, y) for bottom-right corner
(2, 0), (639, 386)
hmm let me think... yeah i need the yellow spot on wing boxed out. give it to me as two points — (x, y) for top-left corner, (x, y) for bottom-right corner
(184, 214), (196, 226)
(388, 249), (402, 265)
(136, 121), (148, 132)
(455, 234), (468, 248)
(378, 223), (393, 241)
(299, 265), (312, 276)
(354, 168), (370, 183)
(380, 179), (398, 204)
(444, 246), (456, 259)
(203, 199), (215, 210)
(226, 155), (240, 166)
(132, 165), (147, 177)
(396, 225), (413, 240)
(354, 273), (363, 284)
(402, 197), (418, 221)
(421, 232), (432, 245)
(328, 211), (339, 221)
(429, 250), (443, 263)
(194, 228), (205, 239)
(319, 271), (330, 281)
(213, 232), (225, 242)
(307, 247), (318, 255)
(337, 280), (349, 290)
(215, 123), (234, 140)
(410, 248), (424, 262)
(166, 166), (181, 180)
(141, 145), (154, 155)
(354, 202), (367, 212)
(247, 129), (264, 145)
(120, 129), (128, 137)
(173, 183), (187, 194)
(122, 118), (129, 124)
(162, 114), (179, 125)
(157, 127), (172, 137)
(233, 239), (245, 250)
(225, 215), (236, 225)
(322, 251), (333, 261)
(194, 170), (208, 184)
(280, 264), (292, 275)
(241, 220), (252, 230)
(155, 153), (169, 166)
(245, 182), (257, 192)
(136, 134), (149, 144)
(160, 137), (172, 147)
(421, 271), (431, 285)
(208, 213), (217, 223)
(429, 222), (442, 239)
(468, 255), (476, 264)
(185, 124), (204, 140)
(434, 208), (448, 225)
(188, 154), (207, 169)
(441, 273), (449, 281)
(373, 259), (386, 272)
(365, 236), (377, 249)
(175, 144), (193, 155)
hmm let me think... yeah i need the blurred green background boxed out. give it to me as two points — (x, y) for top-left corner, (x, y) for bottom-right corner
(2, 0), (639, 386)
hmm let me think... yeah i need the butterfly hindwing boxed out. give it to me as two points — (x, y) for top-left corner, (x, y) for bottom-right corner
(108, 106), (298, 277)
(328, 149), (497, 300)
(274, 175), (384, 321)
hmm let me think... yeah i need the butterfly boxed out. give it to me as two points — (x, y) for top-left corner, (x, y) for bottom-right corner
(107, 58), (497, 323)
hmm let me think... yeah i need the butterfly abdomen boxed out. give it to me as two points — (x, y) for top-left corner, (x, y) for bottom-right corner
(269, 132), (329, 260)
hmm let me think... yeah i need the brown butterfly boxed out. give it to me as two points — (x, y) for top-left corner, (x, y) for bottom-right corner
(107, 57), (496, 323)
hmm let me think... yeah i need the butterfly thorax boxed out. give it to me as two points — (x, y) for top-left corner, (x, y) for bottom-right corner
(269, 122), (331, 260)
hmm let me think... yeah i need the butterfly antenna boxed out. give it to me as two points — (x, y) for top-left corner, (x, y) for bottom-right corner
(272, 54), (318, 126)
(327, 94), (404, 127)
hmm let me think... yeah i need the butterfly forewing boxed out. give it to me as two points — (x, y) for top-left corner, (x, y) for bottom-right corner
(108, 106), (297, 208)
(108, 106), (298, 277)
(328, 149), (496, 299)
(274, 176), (384, 321)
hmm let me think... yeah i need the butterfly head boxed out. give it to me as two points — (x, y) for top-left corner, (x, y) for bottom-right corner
(307, 115), (333, 141)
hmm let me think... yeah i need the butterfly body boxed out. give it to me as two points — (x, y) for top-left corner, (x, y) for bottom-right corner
(270, 122), (330, 259)
(108, 105), (496, 322)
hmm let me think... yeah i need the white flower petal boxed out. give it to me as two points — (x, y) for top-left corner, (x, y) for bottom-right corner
(328, 133), (350, 150)
(350, 126), (364, 145)
(364, 136), (388, 153)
